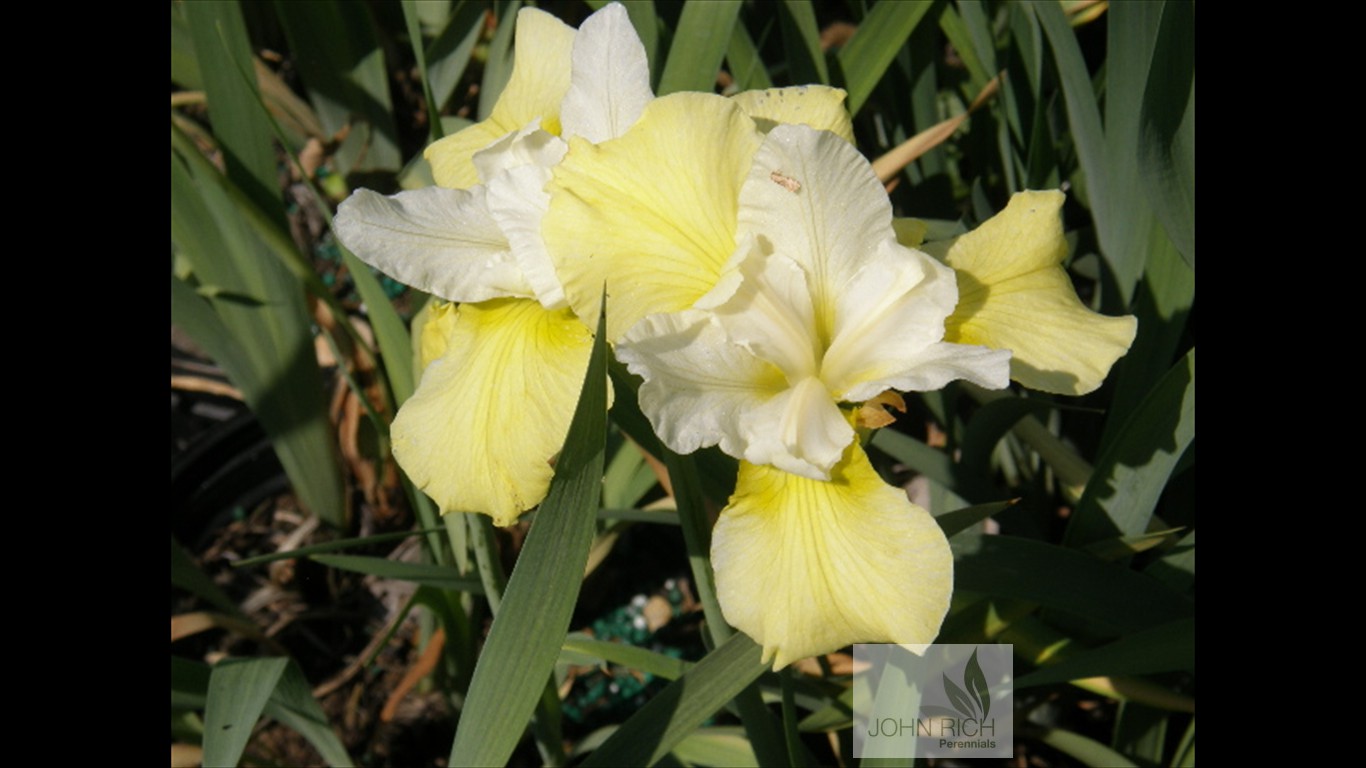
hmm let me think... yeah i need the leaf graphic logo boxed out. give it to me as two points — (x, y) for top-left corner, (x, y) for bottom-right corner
(942, 648), (991, 720)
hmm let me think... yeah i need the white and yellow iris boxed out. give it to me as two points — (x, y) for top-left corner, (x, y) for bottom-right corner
(334, 4), (650, 525)
(337, 2), (1137, 670)
(545, 93), (1008, 666)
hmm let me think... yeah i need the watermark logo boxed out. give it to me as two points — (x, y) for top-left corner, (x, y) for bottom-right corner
(853, 643), (1013, 759)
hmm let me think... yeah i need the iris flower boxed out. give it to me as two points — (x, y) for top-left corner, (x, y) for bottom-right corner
(334, 4), (650, 526)
(544, 96), (1005, 666)
(546, 93), (1134, 666)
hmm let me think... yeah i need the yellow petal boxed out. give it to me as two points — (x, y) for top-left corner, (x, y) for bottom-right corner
(943, 190), (1138, 395)
(425, 9), (577, 189)
(712, 443), (953, 669)
(731, 85), (856, 144)
(545, 92), (762, 340)
(392, 298), (596, 526)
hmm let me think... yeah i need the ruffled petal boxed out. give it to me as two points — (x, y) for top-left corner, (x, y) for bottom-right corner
(737, 376), (851, 480)
(560, 2), (653, 143)
(545, 92), (762, 340)
(731, 85), (855, 144)
(737, 124), (894, 344)
(942, 190), (1138, 395)
(824, 240), (1010, 400)
(616, 309), (787, 458)
(391, 298), (597, 526)
(484, 159), (569, 310)
(426, 8), (577, 188)
(712, 443), (953, 669)
(334, 187), (533, 303)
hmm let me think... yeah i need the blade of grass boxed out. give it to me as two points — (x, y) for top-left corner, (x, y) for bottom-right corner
(1024, 726), (1137, 768)
(675, 727), (760, 767)
(867, 429), (955, 490)
(263, 662), (354, 766)
(1137, 1), (1195, 267)
(479, 1), (520, 121)
(172, 656), (212, 710)
(447, 307), (609, 766)
(311, 554), (485, 593)
(582, 633), (770, 767)
(936, 500), (1016, 539)
(183, 0), (281, 217)
(1015, 618), (1195, 688)
(779, 1), (828, 85)
(562, 634), (692, 681)
(415, 1), (488, 136)
(726, 14), (773, 92)
(657, 0), (741, 95)
(203, 657), (289, 767)
(401, 0), (446, 144)
(274, 0), (402, 171)
(171, 535), (242, 617)
(233, 527), (445, 567)
(953, 535), (1192, 634)
(836, 0), (935, 115)
(1066, 348), (1195, 547)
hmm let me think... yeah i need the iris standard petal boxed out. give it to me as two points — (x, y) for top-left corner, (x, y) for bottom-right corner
(560, 2), (653, 144)
(942, 190), (1138, 395)
(391, 298), (597, 527)
(334, 187), (534, 303)
(545, 92), (762, 341)
(731, 85), (856, 144)
(712, 443), (953, 669)
(426, 8), (577, 189)
(736, 124), (894, 344)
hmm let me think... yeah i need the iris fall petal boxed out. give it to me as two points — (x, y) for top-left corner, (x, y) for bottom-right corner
(712, 442), (953, 669)
(392, 298), (597, 527)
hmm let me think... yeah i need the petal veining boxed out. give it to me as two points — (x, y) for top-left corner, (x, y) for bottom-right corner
(712, 443), (953, 669)
(391, 298), (597, 526)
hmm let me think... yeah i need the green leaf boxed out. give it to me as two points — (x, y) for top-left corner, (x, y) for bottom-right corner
(657, 0), (741, 95)
(1145, 530), (1195, 594)
(959, 395), (1059, 481)
(203, 657), (289, 767)
(836, 0), (935, 114)
(935, 500), (1016, 539)
(171, 535), (241, 617)
(274, 0), (402, 171)
(422, 0), (489, 123)
(1015, 618), (1194, 688)
(868, 429), (955, 490)
(170, 142), (346, 525)
(726, 15), (773, 92)
(233, 527), (445, 567)
(310, 554), (485, 593)
(673, 727), (759, 767)
(1028, 726), (1137, 768)
(953, 536), (1192, 634)
(262, 662), (354, 767)
(1067, 348), (1195, 546)
(1137, 1), (1195, 267)
(171, 656), (212, 711)
(183, 0), (281, 217)
(562, 633), (692, 681)
(479, 1), (521, 120)
(581, 633), (769, 767)
(1113, 703), (1169, 767)
(779, 1), (828, 86)
(448, 306), (610, 766)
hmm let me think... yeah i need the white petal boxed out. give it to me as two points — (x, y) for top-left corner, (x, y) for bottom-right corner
(471, 123), (567, 183)
(485, 163), (568, 310)
(714, 246), (821, 381)
(737, 376), (852, 480)
(560, 3), (653, 143)
(737, 124), (894, 342)
(824, 240), (1009, 399)
(616, 309), (787, 458)
(334, 187), (532, 302)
